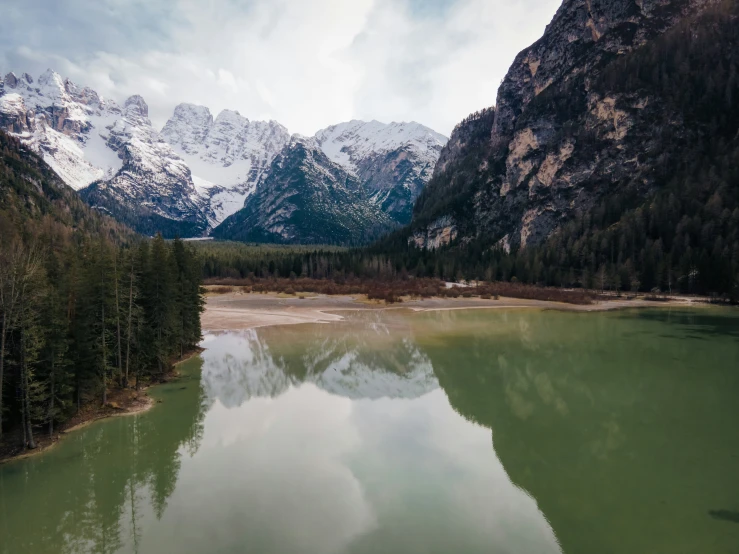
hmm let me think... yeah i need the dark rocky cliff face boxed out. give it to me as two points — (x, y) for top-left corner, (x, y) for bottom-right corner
(412, 0), (723, 251)
(356, 146), (431, 225)
(433, 108), (496, 179)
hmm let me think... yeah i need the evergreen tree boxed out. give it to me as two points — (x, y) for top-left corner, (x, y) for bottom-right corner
(141, 235), (176, 376)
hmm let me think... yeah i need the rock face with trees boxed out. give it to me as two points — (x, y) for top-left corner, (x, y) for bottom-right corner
(0, 131), (204, 450)
(408, 0), (738, 297)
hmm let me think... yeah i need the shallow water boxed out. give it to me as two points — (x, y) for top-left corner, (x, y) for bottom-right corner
(1, 308), (738, 553)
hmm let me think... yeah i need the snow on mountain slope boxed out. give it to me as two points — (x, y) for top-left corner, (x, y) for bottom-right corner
(161, 103), (290, 226)
(316, 120), (447, 172)
(314, 120), (448, 224)
(0, 70), (207, 236)
(0, 68), (447, 240)
(212, 136), (393, 245)
(0, 70), (123, 189)
(102, 95), (202, 219)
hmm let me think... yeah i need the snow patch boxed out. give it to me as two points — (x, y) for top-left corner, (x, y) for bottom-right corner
(315, 119), (448, 175)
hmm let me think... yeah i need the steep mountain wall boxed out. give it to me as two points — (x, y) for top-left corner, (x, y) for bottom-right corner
(412, 0), (723, 250)
(315, 120), (447, 224)
(161, 104), (290, 226)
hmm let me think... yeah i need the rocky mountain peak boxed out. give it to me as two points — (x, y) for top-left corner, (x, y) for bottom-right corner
(210, 108), (249, 139)
(124, 95), (149, 118)
(174, 102), (213, 123)
(74, 85), (102, 107)
(314, 119), (448, 225)
(490, 0), (720, 149)
(33, 69), (70, 105)
(315, 119), (447, 173)
(3, 72), (33, 89)
(215, 108), (244, 123)
(162, 103), (214, 152)
(3, 72), (18, 88)
(37, 68), (62, 87)
(160, 103), (291, 227)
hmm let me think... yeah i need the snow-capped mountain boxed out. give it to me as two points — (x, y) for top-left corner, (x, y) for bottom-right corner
(0, 69), (207, 236)
(80, 95), (207, 236)
(316, 120), (447, 171)
(161, 104), (290, 227)
(211, 121), (448, 242)
(315, 120), (448, 224)
(160, 110), (447, 229)
(0, 69), (123, 189)
(212, 136), (393, 244)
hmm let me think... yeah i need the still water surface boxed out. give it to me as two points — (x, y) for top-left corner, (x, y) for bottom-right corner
(1, 308), (738, 553)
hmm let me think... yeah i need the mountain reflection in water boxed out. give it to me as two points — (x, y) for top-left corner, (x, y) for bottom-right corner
(192, 310), (561, 554)
(2, 308), (738, 553)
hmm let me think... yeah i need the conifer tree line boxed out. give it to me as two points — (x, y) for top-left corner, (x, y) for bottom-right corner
(0, 234), (204, 448)
(196, 216), (738, 302)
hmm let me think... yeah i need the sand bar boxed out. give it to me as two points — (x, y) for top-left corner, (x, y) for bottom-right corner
(202, 292), (704, 332)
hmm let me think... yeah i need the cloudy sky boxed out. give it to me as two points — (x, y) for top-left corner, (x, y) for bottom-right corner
(0, 0), (561, 136)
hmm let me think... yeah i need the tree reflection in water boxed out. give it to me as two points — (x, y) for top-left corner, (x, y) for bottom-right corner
(0, 358), (209, 554)
(2, 308), (736, 553)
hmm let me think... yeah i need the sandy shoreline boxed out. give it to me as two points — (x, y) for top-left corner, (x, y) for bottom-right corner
(202, 291), (707, 332)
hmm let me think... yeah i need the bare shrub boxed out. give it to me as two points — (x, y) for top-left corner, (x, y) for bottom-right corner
(208, 286), (234, 294)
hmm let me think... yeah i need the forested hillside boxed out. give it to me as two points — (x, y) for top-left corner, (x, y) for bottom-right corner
(406, 0), (739, 298)
(0, 131), (203, 450)
(0, 132), (132, 243)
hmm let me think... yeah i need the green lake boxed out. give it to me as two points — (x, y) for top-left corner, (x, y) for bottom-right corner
(1, 307), (738, 553)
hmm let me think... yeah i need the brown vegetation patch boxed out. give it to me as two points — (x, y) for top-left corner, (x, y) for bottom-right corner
(203, 277), (602, 305)
(206, 285), (235, 295)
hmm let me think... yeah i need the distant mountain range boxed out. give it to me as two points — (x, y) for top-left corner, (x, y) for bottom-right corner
(0, 71), (447, 242)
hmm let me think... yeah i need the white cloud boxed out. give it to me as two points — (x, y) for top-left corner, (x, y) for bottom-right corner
(216, 68), (240, 93)
(1, 0), (561, 136)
